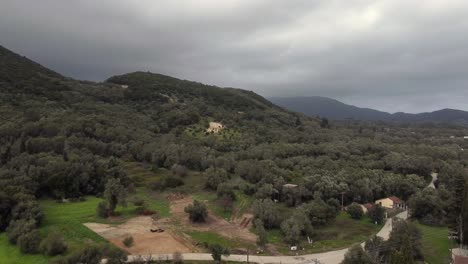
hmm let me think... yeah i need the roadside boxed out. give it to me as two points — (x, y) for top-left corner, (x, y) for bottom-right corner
(122, 211), (408, 264)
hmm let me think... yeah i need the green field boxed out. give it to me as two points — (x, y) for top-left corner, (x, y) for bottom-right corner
(186, 230), (255, 250)
(0, 234), (49, 264)
(415, 222), (453, 264)
(267, 212), (383, 254)
(40, 188), (170, 248)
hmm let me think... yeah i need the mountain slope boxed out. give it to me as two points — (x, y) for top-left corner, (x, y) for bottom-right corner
(270, 96), (391, 120)
(270, 96), (468, 125)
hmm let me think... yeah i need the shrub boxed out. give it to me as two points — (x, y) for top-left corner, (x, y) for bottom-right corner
(97, 201), (109, 218)
(173, 251), (184, 264)
(123, 236), (134, 247)
(205, 167), (229, 190)
(6, 219), (36, 244)
(209, 243), (230, 263)
(184, 200), (208, 222)
(164, 176), (184, 188)
(132, 198), (145, 207)
(347, 203), (364, 220)
(171, 164), (188, 177)
(18, 230), (42, 254)
(40, 232), (68, 256)
(150, 179), (165, 191)
(64, 244), (103, 264)
(216, 183), (236, 200)
(150, 177), (184, 190)
(103, 245), (128, 264)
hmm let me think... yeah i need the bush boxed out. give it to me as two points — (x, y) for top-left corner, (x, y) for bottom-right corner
(17, 230), (42, 254)
(205, 167), (229, 190)
(150, 177), (184, 190)
(209, 243), (230, 263)
(103, 245), (128, 264)
(150, 179), (165, 191)
(123, 236), (134, 248)
(184, 200), (208, 222)
(6, 219), (36, 244)
(40, 232), (68, 256)
(171, 164), (188, 177)
(347, 203), (364, 220)
(173, 251), (184, 264)
(132, 198), (145, 206)
(216, 183), (236, 200)
(97, 201), (109, 218)
(64, 244), (103, 264)
(164, 176), (184, 188)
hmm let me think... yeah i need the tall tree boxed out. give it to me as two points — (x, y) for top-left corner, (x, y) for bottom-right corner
(341, 245), (373, 264)
(103, 178), (127, 215)
(254, 219), (268, 248)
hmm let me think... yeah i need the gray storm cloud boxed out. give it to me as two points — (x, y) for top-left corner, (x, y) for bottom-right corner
(1, 0), (467, 113)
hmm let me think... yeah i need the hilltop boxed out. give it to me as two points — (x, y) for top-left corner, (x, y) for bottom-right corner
(270, 96), (468, 125)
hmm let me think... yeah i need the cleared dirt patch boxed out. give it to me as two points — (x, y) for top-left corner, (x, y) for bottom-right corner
(84, 216), (193, 254)
(171, 197), (256, 243)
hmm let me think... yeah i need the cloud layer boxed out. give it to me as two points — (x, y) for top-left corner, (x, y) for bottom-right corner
(1, 0), (467, 113)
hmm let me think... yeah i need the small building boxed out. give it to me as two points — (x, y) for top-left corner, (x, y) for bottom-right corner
(375, 196), (406, 209)
(452, 248), (468, 264)
(464, 136), (468, 140)
(206, 122), (224, 133)
(283, 184), (298, 189)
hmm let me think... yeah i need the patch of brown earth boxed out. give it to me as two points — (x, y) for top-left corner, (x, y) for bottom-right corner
(84, 216), (194, 254)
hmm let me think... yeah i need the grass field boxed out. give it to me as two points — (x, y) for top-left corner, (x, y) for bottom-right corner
(0, 234), (49, 264)
(123, 162), (170, 187)
(39, 186), (170, 252)
(186, 230), (255, 250)
(267, 212), (383, 254)
(415, 221), (453, 264)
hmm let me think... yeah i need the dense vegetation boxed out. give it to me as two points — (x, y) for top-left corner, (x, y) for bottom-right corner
(1, 45), (468, 262)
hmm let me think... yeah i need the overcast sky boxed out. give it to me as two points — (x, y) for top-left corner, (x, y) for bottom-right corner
(1, 0), (468, 113)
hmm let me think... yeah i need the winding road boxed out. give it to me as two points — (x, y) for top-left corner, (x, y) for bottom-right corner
(124, 210), (408, 264)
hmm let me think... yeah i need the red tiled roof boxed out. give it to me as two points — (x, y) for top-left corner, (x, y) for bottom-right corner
(388, 196), (403, 204)
(363, 203), (373, 210)
(455, 255), (468, 264)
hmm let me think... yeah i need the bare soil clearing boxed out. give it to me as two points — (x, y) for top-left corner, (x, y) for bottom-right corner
(84, 216), (193, 254)
(84, 193), (256, 254)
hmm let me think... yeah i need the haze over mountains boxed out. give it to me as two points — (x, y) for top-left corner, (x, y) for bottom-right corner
(270, 96), (468, 125)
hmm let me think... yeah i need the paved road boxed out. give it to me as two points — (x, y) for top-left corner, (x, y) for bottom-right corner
(125, 211), (408, 264)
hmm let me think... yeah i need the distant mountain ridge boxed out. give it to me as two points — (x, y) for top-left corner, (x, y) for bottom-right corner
(269, 96), (468, 125)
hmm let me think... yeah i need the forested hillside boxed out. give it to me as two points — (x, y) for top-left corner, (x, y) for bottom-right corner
(1, 45), (468, 262)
